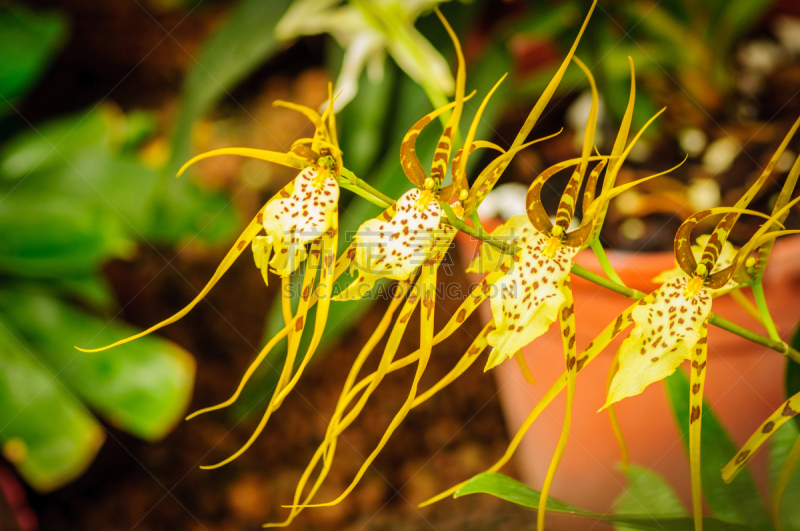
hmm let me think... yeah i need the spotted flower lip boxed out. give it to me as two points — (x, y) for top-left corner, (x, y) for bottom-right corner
(603, 275), (712, 408)
(484, 215), (579, 369)
(258, 165), (340, 277)
(339, 188), (453, 300)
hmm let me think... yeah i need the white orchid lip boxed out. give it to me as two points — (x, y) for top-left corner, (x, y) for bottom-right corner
(261, 166), (340, 277)
(604, 275), (712, 408)
(348, 188), (451, 281)
(484, 215), (578, 369)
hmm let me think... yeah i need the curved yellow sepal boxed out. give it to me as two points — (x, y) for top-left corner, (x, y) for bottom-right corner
(176, 147), (306, 177)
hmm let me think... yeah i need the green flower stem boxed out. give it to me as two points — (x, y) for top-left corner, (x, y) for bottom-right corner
(438, 200), (518, 255)
(589, 238), (627, 287)
(340, 170), (799, 363)
(469, 211), (486, 233)
(751, 279), (781, 342)
(570, 263), (798, 363)
(338, 168), (394, 208)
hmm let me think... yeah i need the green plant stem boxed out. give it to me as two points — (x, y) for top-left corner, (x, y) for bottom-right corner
(339, 168), (799, 363)
(339, 168), (394, 208)
(469, 211), (486, 232)
(751, 279), (781, 342)
(439, 200), (518, 255)
(589, 238), (626, 287)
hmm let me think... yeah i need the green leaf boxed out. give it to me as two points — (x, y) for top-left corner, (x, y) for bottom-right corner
(0, 190), (134, 277)
(614, 465), (688, 531)
(0, 107), (111, 180)
(0, 320), (104, 492)
(167, 0), (294, 175)
(334, 53), (397, 177)
(48, 274), (116, 312)
(501, 1), (580, 40)
(665, 369), (771, 529)
(768, 422), (800, 530)
(0, 289), (195, 441)
(455, 472), (751, 530)
(0, 4), (67, 109)
(712, 0), (772, 56)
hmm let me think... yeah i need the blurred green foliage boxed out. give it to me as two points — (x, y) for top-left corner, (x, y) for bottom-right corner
(511, 0), (774, 128)
(0, 4), (66, 116)
(0, 2), (240, 491)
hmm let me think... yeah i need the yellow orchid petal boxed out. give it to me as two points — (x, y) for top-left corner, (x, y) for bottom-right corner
(688, 321), (709, 531)
(604, 276), (712, 407)
(349, 188), (454, 286)
(263, 166), (339, 276)
(485, 215), (578, 369)
(175, 147), (307, 177)
(538, 279), (578, 530)
(466, 224), (513, 275)
(251, 235), (273, 286)
(723, 390), (800, 483)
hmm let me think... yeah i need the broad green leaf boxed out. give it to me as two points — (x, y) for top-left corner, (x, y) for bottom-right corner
(49, 274), (116, 312)
(614, 465), (688, 531)
(0, 289), (195, 441)
(665, 369), (771, 529)
(168, 0), (294, 175)
(768, 422), (800, 530)
(455, 472), (751, 530)
(0, 107), (110, 180)
(0, 320), (103, 492)
(0, 191), (134, 277)
(0, 4), (67, 109)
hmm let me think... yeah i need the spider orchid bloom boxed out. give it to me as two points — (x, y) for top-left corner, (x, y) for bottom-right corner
(77, 95), (357, 470)
(265, 12), (523, 525)
(720, 154), (800, 531)
(261, 8), (571, 525)
(473, 63), (686, 531)
(276, 0), (454, 111)
(602, 118), (800, 531)
(419, 0), (662, 521)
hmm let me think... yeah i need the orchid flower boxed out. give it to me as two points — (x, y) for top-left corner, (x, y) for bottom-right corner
(718, 154), (800, 531)
(264, 11), (524, 525)
(276, 0), (454, 111)
(431, 49), (685, 530)
(77, 92), (365, 469)
(417, 0), (670, 526)
(600, 117), (800, 531)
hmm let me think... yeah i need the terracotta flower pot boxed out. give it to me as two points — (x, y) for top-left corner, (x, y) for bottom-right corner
(457, 230), (800, 512)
